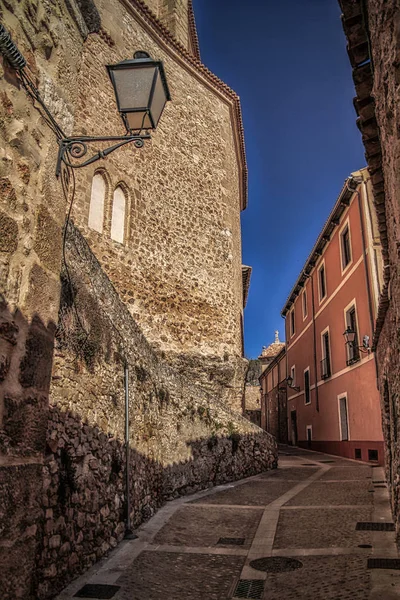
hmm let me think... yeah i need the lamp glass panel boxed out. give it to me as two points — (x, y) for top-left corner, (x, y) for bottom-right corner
(150, 70), (168, 127)
(126, 111), (152, 131)
(345, 328), (356, 343)
(112, 66), (155, 110)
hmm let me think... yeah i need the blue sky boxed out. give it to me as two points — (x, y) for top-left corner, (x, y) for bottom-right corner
(192, 0), (365, 358)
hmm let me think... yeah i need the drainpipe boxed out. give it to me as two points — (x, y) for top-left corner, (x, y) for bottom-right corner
(307, 272), (320, 412)
(124, 363), (136, 539)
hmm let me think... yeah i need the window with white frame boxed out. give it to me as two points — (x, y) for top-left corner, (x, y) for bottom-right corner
(111, 186), (126, 244)
(304, 368), (311, 405)
(302, 288), (307, 319)
(338, 395), (349, 441)
(290, 365), (296, 387)
(345, 305), (360, 365)
(340, 223), (352, 270)
(318, 263), (327, 301)
(321, 328), (331, 379)
(88, 173), (106, 233)
(290, 307), (295, 337)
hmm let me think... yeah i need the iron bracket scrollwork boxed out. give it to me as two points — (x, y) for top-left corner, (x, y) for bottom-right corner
(15, 68), (151, 178)
(55, 134), (151, 178)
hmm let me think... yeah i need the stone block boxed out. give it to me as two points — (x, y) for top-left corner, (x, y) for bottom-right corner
(0, 209), (18, 253)
(3, 394), (48, 453)
(19, 315), (55, 391)
(33, 205), (62, 274)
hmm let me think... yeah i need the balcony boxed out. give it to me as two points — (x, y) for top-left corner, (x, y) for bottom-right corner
(320, 357), (331, 379)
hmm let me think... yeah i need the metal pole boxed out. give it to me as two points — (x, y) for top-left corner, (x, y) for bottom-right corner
(124, 363), (133, 537)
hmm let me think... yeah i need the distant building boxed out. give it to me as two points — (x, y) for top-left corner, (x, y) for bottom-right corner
(259, 331), (285, 372)
(260, 345), (287, 443)
(281, 169), (384, 463)
(244, 332), (284, 427)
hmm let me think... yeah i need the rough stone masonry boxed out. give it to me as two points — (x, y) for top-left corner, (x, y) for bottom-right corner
(0, 1), (277, 598)
(339, 0), (400, 545)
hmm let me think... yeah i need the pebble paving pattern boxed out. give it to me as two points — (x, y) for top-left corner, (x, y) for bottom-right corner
(153, 505), (263, 548)
(60, 449), (400, 600)
(274, 506), (373, 548)
(284, 480), (373, 506)
(115, 551), (244, 600)
(191, 480), (294, 506)
(260, 555), (370, 599)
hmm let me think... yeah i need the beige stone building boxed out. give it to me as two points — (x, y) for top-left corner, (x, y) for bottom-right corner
(0, 1), (277, 598)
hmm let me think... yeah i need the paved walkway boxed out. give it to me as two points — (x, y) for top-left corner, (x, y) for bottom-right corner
(57, 447), (400, 600)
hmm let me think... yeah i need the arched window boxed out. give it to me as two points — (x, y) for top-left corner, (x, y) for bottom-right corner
(111, 186), (126, 244)
(88, 173), (106, 233)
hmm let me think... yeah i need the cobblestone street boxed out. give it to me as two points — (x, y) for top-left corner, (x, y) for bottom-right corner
(57, 448), (400, 600)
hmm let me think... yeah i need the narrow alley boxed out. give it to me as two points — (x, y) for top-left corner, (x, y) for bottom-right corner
(56, 448), (400, 600)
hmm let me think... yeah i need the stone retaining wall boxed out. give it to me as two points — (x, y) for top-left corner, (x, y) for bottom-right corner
(35, 223), (277, 598)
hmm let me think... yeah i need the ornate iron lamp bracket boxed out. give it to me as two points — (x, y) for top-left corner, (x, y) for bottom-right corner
(55, 134), (150, 178)
(15, 67), (150, 178)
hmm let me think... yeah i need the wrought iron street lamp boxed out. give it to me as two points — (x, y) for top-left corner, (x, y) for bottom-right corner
(0, 24), (171, 541)
(285, 376), (300, 393)
(343, 327), (370, 353)
(343, 326), (356, 345)
(107, 51), (170, 133)
(0, 25), (170, 178)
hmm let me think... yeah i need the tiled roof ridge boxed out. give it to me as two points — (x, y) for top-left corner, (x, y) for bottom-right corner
(339, 0), (390, 349)
(242, 265), (252, 308)
(259, 341), (285, 359)
(259, 346), (286, 380)
(126, 0), (248, 209)
(188, 0), (201, 61)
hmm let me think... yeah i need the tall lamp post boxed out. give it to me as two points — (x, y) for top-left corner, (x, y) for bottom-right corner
(0, 23), (171, 539)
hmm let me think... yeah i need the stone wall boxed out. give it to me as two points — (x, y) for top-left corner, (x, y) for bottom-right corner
(35, 223), (277, 598)
(364, 0), (400, 541)
(244, 383), (261, 410)
(66, 0), (246, 412)
(0, 1), (87, 598)
(0, 0), (254, 596)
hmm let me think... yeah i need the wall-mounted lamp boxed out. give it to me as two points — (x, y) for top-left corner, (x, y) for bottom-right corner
(285, 376), (300, 393)
(0, 25), (171, 177)
(0, 24), (171, 542)
(343, 327), (370, 353)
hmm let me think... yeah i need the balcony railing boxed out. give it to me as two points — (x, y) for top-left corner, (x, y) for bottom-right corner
(320, 357), (331, 379)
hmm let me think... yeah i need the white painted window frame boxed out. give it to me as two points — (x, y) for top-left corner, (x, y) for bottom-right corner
(337, 392), (350, 441)
(320, 325), (332, 378)
(339, 217), (353, 275)
(317, 258), (327, 304)
(302, 286), (308, 320)
(304, 366), (311, 405)
(289, 307), (295, 338)
(290, 365), (296, 387)
(343, 298), (360, 364)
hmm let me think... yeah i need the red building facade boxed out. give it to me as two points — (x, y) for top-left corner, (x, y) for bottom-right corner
(260, 347), (287, 443)
(281, 169), (384, 463)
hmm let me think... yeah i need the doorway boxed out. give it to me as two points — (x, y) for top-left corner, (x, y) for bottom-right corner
(306, 425), (312, 449)
(339, 396), (349, 441)
(290, 410), (298, 446)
